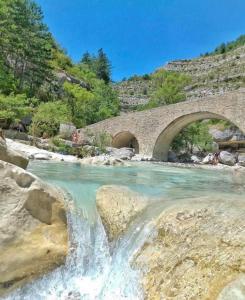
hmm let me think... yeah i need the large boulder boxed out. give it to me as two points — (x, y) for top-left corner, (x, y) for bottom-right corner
(238, 154), (245, 167)
(209, 128), (234, 142)
(0, 137), (28, 169)
(96, 185), (149, 242)
(202, 153), (214, 164)
(106, 147), (135, 160)
(133, 197), (245, 300)
(219, 151), (236, 166)
(0, 161), (68, 296)
(81, 155), (125, 166)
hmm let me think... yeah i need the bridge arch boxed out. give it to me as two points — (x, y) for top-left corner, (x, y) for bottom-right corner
(112, 131), (139, 153)
(152, 111), (243, 161)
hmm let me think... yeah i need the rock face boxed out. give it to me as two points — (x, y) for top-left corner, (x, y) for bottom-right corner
(0, 161), (68, 296)
(96, 185), (149, 242)
(106, 147), (135, 160)
(0, 137), (28, 169)
(114, 45), (245, 111)
(209, 128), (234, 142)
(238, 154), (245, 167)
(202, 153), (214, 164)
(133, 198), (245, 300)
(81, 155), (125, 166)
(219, 151), (236, 166)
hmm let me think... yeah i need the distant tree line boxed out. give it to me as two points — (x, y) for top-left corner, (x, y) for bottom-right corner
(201, 34), (245, 57)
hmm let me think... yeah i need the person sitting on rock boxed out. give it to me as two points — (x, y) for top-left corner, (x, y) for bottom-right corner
(212, 152), (220, 165)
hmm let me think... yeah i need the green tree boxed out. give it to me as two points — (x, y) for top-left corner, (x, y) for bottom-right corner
(64, 80), (119, 128)
(151, 70), (191, 105)
(30, 101), (72, 137)
(95, 48), (111, 84)
(138, 70), (191, 110)
(63, 82), (96, 127)
(78, 49), (111, 84)
(0, 93), (32, 124)
(171, 121), (213, 154)
(0, 0), (53, 96)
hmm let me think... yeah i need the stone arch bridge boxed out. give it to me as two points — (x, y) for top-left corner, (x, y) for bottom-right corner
(78, 91), (245, 161)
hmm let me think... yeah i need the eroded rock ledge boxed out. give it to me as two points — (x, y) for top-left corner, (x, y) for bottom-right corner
(96, 185), (245, 299)
(0, 136), (28, 169)
(96, 185), (149, 242)
(0, 161), (68, 296)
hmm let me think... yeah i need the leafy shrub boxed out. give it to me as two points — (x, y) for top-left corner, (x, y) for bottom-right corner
(138, 70), (191, 110)
(30, 101), (72, 137)
(64, 81), (119, 128)
(93, 131), (112, 152)
(171, 121), (213, 154)
(0, 94), (32, 124)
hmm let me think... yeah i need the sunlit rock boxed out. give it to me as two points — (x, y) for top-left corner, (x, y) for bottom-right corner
(219, 151), (236, 166)
(0, 137), (28, 169)
(0, 161), (68, 296)
(96, 185), (149, 242)
(106, 147), (135, 160)
(133, 197), (245, 300)
(81, 155), (125, 166)
(202, 153), (214, 164)
(217, 275), (245, 300)
(238, 154), (245, 167)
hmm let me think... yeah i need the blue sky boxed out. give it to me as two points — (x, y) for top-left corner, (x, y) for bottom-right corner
(36, 0), (245, 81)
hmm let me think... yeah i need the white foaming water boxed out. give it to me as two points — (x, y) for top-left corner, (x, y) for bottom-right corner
(5, 209), (146, 300)
(5, 184), (150, 300)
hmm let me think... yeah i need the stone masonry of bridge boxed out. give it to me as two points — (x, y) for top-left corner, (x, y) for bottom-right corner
(77, 90), (245, 161)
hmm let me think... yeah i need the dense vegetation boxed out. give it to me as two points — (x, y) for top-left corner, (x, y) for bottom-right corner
(137, 69), (191, 110)
(0, 0), (119, 137)
(171, 119), (236, 159)
(171, 121), (214, 155)
(201, 34), (245, 56)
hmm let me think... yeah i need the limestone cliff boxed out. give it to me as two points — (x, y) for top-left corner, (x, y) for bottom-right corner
(115, 45), (245, 111)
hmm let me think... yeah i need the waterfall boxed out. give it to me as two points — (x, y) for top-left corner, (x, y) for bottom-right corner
(4, 186), (146, 300)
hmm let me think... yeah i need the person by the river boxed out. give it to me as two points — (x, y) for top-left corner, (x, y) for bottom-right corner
(212, 152), (220, 165)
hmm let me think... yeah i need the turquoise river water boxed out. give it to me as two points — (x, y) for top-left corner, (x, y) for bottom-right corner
(5, 161), (245, 300)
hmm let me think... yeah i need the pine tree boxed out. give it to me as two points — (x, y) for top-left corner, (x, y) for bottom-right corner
(95, 48), (111, 84)
(81, 51), (92, 65)
(0, 0), (53, 96)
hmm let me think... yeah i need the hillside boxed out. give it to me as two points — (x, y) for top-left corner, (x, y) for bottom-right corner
(115, 42), (245, 111)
